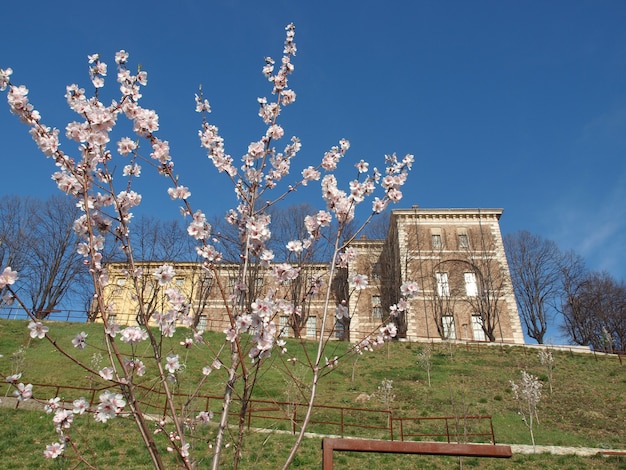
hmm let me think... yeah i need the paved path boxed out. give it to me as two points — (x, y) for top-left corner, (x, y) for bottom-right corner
(510, 444), (625, 456)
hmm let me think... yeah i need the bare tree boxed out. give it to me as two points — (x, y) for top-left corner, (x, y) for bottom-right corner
(561, 270), (626, 352)
(361, 210), (390, 240)
(0, 196), (32, 275)
(504, 231), (564, 344)
(461, 227), (511, 342)
(0, 195), (90, 318)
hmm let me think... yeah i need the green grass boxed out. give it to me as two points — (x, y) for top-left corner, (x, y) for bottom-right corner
(1, 319), (625, 468)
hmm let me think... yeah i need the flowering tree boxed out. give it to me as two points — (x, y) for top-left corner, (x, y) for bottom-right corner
(0, 24), (416, 469)
(510, 370), (542, 450)
(417, 343), (433, 387)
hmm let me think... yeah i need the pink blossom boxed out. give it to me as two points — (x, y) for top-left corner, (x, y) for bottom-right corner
(349, 274), (369, 290)
(187, 210), (211, 240)
(99, 367), (114, 381)
(277, 339), (288, 354)
(195, 244), (221, 261)
(94, 390), (126, 423)
(180, 443), (190, 458)
(44, 397), (61, 414)
(273, 263), (300, 283)
(167, 185), (191, 200)
(13, 383), (33, 401)
(355, 160), (369, 173)
(403, 153), (415, 168)
(224, 327), (237, 343)
(266, 124), (284, 140)
(0, 266), (18, 288)
(122, 163), (141, 177)
(133, 108), (160, 137)
(196, 410), (214, 424)
(387, 187), (403, 202)
(53, 408), (74, 430)
(372, 197), (388, 213)
(400, 281), (419, 298)
(105, 321), (121, 338)
(73, 397), (88, 414)
(316, 210), (332, 227)
(28, 321), (48, 339)
(286, 240), (303, 253)
(379, 323), (397, 340)
(117, 137), (137, 155)
(72, 331), (88, 349)
(29, 126), (59, 156)
(281, 89), (296, 105)
(260, 249), (274, 267)
(125, 359), (146, 376)
(44, 442), (65, 459)
(301, 166), (320, 185)
(195, 93), (211, 113)
(7, 85), (32, 115)
(165, 354), (181, 374)
(325, 356), (339, 368)
(335, 303), (349, 319)
(116, 190), (142, 210)
(153, 264), (175, 285)
(115, 50), (129, 64)
(5, 373), (21, 384)
(136, 70), (148, 86)
(0, 67), (12, 91)
(120, 326), (148, 344)
(2, 293), (15, 306)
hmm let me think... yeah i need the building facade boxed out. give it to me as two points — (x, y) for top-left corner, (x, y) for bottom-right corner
(98, 207), (524, 344)
(348, 207), (524, 343)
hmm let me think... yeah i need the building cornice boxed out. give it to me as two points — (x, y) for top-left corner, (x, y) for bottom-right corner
(392, 207), (503, 221)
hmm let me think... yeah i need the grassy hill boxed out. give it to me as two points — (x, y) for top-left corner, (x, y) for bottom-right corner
(0, 318), (624, 469)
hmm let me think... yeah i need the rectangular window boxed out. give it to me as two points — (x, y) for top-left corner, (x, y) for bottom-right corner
(442, 315), (456, 339)
(372, 295), (383, 319)
(197, 315), (207, 331)
(144, 280), (156, 297)
(306, 316), (317, 339)
(431, 234), (442, 249)
(197, 276), (213, 299)
(436, 272), (450, 297)
(458, 234), (469, 249)
(471, 315), (486, 341)
(113, 277), (126, 296)
(201, 276), (213, 294)
(371, 263), (381, 280)
(228, 276), (239, 295)
(464, 272), (478, 297)
(279, 316), (290, 337)
(334, 319), (345, 339)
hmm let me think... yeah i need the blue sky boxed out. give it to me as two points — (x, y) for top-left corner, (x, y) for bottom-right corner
(1, 1), (625, 341)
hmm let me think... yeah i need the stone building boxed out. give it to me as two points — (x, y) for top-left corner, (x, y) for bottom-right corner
(348, 207), (524, 343)
(98, 207), (524, 344)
